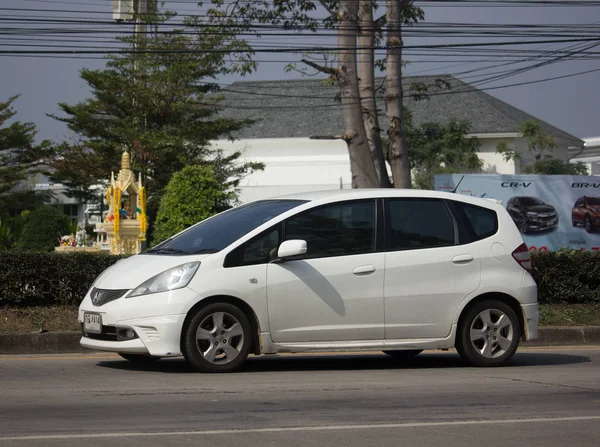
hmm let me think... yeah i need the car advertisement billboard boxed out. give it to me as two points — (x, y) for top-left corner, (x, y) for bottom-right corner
(434, 174), (600, 252)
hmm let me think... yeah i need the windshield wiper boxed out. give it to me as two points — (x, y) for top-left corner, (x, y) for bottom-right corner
(192, 248), (220, 254)
(145, 247), (191, 255)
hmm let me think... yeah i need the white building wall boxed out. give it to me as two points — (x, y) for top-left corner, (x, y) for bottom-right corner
(213, 138), (352, 203)
(214, 136), (522, 203)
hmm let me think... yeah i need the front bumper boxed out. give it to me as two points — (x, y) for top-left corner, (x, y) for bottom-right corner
(521, 303), (539, 341)
(80, 314), (186, 357)
(527, 219), (558, 232)
(78, 287), (201, 357)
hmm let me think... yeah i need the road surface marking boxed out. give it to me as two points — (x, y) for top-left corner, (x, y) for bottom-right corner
(2, 416), (600, 441)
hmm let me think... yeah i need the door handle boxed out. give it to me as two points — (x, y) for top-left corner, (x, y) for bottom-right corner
(353, 265), (376, 275)
(452, 254), (474, 264)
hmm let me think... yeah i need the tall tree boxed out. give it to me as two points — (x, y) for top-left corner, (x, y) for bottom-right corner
(207, 1), (426, 188)
(337, 0), (380, 187)
(385, 0), (423, 189)
(358, 0), (391, 187)
(0, 96), (50, 215)
(49, 11), (261, 216)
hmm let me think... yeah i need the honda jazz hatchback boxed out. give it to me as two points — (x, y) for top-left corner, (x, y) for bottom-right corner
(79, 189), (538, 372)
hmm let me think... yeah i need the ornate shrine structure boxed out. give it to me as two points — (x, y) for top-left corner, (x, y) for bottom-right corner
(103, 151), (148, 255)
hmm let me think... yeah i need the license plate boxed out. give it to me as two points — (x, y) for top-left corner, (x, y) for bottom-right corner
(84, 313), (102, 334)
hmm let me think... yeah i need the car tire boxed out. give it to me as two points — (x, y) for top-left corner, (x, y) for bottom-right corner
(182, 302), (252, 373)
(585, 215), (594, 233)
(517, 218), (529, 234)
(456, 300), (520, 367)
(383, 350), (423, 360)
(118, 353), (160, 363)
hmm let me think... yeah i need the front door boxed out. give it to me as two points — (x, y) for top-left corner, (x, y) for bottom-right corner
(266, 199), (385, 343)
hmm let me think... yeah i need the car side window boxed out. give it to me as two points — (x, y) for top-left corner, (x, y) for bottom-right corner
(224, 227), (280, 267)
(284, 200), (376, 259)
(386, 199), (455, 251)
(456, 202), (498, 241)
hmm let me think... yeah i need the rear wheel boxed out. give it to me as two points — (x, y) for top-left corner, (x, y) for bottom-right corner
(182, 302), (252, 373)
(118, 353), (160, 364)
(383, 350), (423, 360)
(456, 300), (520, 367)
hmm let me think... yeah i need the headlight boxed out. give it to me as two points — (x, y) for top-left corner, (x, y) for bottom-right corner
(128, 262), (200, 298)
(526, 212), (538, 220)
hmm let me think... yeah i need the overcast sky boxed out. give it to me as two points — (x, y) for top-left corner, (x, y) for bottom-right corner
(1, 0), (599, 143)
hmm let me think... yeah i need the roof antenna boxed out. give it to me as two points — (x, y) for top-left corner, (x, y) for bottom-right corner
(452, 175), (465, 194)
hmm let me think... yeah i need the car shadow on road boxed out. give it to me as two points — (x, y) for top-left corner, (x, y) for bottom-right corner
(95, 350), (591, 374)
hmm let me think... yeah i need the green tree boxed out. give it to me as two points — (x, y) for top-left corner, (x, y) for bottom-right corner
(406, 119), (482, 190)
(0, 96), (51, 215)
(153, 165), (225, 245)
(496, 120), (586, 175)
(496, 120), (556, 163)
(18, 206), (67, 252)
(48, 10), (260, 228)
(524, 158), (588, 175)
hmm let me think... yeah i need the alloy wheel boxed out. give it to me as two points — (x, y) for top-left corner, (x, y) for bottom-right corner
(196, 311), (245, 365)
(469, 309), (514, 359)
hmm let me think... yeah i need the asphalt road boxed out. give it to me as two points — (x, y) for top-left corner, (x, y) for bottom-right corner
(0, 347), (599, 446)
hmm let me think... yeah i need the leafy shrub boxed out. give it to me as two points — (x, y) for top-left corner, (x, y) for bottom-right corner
(531, 250), (600, 304)
(0, 252), (125, 307)
(0, 249), (598, 308)
(17, 205), (67, 252)
(153, 165), (226, 245)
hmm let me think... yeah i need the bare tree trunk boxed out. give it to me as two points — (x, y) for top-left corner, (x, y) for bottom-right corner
(358, 0), (391, 188)
(386, 0), (412, 188)
(338, 0), (379, 188)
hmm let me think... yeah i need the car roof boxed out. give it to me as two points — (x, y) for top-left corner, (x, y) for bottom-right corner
(272, 188), (501, 209)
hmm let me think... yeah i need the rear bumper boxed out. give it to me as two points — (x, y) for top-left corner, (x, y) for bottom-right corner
(521, 303), (539, 341)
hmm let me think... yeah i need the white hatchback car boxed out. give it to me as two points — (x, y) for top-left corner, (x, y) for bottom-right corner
(79, 189), (538, 372)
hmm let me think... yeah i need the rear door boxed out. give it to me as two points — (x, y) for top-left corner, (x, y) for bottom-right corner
(383, 198), (482, 340)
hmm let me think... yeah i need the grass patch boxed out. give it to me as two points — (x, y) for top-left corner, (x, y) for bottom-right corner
(539, 304), (600, 326)
(1, 304), (599, 334)
(0, 306), (80, 333)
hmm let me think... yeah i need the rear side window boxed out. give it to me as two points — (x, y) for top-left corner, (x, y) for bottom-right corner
(455, 202), (498, 241)
(386, 199), (455, 250)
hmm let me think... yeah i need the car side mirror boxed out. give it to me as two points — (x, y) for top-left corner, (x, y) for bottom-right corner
(276, 240), (307, 261)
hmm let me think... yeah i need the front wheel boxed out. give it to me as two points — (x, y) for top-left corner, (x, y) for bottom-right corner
(585, 215), (594, 233)
(456, 300), (520, 367)
(182, 303), (252, 373)
(517, 218), (529, 234)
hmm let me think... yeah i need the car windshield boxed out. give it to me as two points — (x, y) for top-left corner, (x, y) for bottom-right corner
(586, 197), (600, 206)
(147, 200), (307, 255)
(519, 197), (544, 206)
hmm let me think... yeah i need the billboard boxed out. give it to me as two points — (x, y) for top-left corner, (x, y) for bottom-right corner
(435, 174), (600, 252)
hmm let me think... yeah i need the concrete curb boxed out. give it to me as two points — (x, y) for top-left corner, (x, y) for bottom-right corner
(0, 332), (86, 355)
(1, 327), (599, 355)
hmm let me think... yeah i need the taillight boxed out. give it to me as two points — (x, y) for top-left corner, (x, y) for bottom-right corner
(512, 242), (532, 272)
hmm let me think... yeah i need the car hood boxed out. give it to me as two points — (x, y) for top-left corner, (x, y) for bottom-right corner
(93, 253), (212, 290)
(525, 205), (555, 213)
